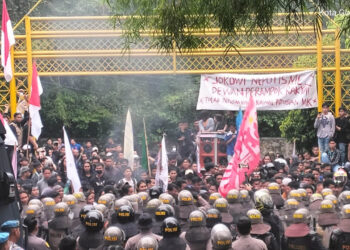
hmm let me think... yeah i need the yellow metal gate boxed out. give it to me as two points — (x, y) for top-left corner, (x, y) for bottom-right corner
(0, 13), (349, 116)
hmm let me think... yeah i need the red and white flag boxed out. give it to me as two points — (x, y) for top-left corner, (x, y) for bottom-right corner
(219, 96), (260, 197)
(1, 0), (15, 82)
(29, 62), (43, 139)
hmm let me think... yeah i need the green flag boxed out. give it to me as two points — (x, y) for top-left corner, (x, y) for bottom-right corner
(141, 118), (150, 174)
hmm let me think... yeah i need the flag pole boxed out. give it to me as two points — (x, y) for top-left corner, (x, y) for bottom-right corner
(143, 117), (151, 177)
(25, 118), (31, 159)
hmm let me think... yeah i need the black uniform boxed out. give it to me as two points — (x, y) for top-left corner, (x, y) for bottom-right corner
(159, 237), (187, 250)
(329, 229), (350, 250)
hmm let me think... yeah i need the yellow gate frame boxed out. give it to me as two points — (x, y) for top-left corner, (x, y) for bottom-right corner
(0, 13), (349, 117)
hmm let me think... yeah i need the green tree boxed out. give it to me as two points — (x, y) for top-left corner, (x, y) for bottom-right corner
(103, 0), (350, 51)
(280, 109), (317, 151)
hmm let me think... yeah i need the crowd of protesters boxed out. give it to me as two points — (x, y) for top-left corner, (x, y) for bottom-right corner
(2, 106), (350, 250)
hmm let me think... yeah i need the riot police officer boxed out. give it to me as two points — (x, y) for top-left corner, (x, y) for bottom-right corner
(317, 199), (339, 248)
(247, 209), (279, 250)
(206, 208), (222, 230)
(152, 204), (175, 235)
(72, 204), (95, 238)
(240, 189), (254, 214)
(48, 202), (72, 250)
(283, 208), (325, 250)
(210, 223), (232, 250)
(280, 199), (300, 228)
(62, 194), (80, 228)
(254, 190), (284, 247)
(180, 210), (210, 250)
(213, 198), (233, 228)
(159, 217), (186, 250)
(329, 204), (350, 250)
(226, 189), (244, 224)
(111, 205), (138, 240)
(267, 183), (284, 209)
(309, 193), (323, 217)
(177, 190), (197, 232)
(78, 210), (105, 250)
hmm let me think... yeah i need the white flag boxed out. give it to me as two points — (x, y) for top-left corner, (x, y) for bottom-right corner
(0, 113), (17, 146)
(123, 109), (134, 170)
(63, 127), (81, 192)
(156, 135), (168, 192)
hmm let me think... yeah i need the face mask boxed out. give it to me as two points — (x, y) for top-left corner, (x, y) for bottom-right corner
(96, 170), (103, 175)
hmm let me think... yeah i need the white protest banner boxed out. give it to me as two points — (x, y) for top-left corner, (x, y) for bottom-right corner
(197, 70), (317, 110)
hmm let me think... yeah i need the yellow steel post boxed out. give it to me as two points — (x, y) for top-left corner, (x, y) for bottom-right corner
(10, 46), (17, 119)
(335, 28), (341, 117)
(172, 40), (177, 73)
(25, 16), (33, 95)
(316, 20), (324, 112)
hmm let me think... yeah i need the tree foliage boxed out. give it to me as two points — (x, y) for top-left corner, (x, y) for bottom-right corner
(280, 109), (317, 151)
(102, 0), (350, 51)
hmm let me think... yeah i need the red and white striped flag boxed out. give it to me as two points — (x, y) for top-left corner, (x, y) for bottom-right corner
(1, 0), (15, 82)
(219, 96), (260, 197)
(29, 62), (43, 139)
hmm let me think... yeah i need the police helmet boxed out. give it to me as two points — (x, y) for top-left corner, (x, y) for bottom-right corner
(310, 193), (323, 203)
(338, 191), (350, 206)
(254, 190), (273, 212)
(136, 236), (158, 250)
(159, 193), (176, 206)
(28, 199), (43, 210)
(247, 209), (263, 224)
(320, 199), (335, 213)
(267, 183), (280, 194)
(226, 189), (240, 204)
(206, 208), (222, 228)
(54, 202), (70, 217)
(137, 192), (150, 204)
(189, 210), (206, 227)
(321, 188), (333, 197)
(79, 205), (95, 223)
(211, 223), (232, 250)
(161, 217), (181, 237)
(25, 204), (41, 218)
(155, 204), (175, 221)
(114, 198), (132, 212)
(293, 208), (310, 224)
(341, 204), (350, 219)
(240, 189), (251, 202)
(95, 204), (109, 219)
(73, 192), (86, 203)
(62, 194), (78, 208)
(104, 226), (125, 246)
(178, 190), (194, 206)
(324, 194), (338, 206)
(84, 210), (104, 231)
(209, 193), (222, 205)
(284, 199), (299, 210)
(213, 198), (229, 213)
(288, 190), (302, 202)
(116, 205), (135, 223)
